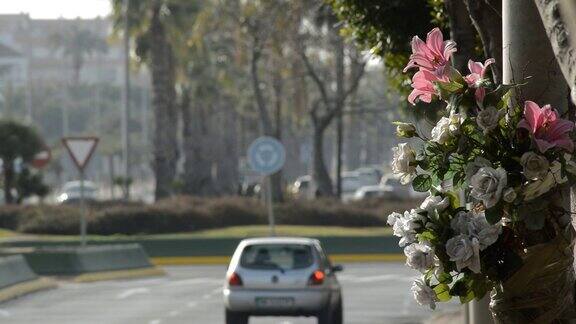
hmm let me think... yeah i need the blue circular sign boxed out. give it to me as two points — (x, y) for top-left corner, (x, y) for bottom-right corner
(248, 136), (286, 175)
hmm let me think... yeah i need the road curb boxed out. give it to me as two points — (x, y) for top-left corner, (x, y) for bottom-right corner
(0, 277), (57, 303)
(73, 266), (166, 283)
(151, 253), (406, 265)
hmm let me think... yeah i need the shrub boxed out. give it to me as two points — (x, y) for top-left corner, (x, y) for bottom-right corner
(0, 196), (422, 235)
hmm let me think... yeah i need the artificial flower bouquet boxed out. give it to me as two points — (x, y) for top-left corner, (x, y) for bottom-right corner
(389, 28), (576, 322)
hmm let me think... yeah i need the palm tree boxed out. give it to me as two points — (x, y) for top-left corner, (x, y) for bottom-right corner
(50, 26), (108, 84)
(111, 0), (199, 200)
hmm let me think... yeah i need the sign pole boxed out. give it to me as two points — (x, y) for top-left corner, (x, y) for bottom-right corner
(80, 168), (87, 247)
(266, 175), (276, 236)
(247, 136), (285, 238)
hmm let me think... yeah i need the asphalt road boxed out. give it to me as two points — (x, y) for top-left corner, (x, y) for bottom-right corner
(0, 263), (457, 324)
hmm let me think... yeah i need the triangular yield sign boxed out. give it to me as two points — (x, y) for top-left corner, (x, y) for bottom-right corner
(62, 137), (99, 170)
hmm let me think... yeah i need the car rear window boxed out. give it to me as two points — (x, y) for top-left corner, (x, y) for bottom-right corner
(240, 244), (314, 270)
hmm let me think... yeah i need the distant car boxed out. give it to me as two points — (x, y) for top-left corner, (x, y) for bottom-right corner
(352, 185), (393, 201)
(341, 172), (363, 202)
(354, 167), (383, 186)
(380, 175), (414, 200)
(223, 237), (343, 324)
(291, 175), (312, 200)
(56, 181), (98, 204)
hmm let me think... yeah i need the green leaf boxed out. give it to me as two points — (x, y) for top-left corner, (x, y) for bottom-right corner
(435, 80), (464, 100)
(433, 283), (452, 302)
(417, 230), (437, 243)
(437, 272), (453, 284)
(412, 174), (432, 192)
(485, 205), (503, 225)
(459, 289), (475, 304)
(449, 279), (467, 297)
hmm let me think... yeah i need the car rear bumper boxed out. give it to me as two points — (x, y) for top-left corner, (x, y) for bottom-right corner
(223, 287), (331, 314)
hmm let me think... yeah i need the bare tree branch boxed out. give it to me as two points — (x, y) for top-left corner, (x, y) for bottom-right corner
(299, 47), (331, 107)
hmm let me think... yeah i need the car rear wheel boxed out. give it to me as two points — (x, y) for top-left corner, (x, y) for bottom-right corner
(225, 309), (248, 324)
(317, 298), (342, 324)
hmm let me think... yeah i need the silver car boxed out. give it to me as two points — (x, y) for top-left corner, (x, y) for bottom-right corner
(223, 237), (343, 324)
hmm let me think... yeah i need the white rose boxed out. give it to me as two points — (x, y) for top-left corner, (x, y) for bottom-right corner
(404, 243), (434, 273)
(450, 211), (476, 234)
(465, 157), (492, 183)
(471, 213), (501, 249)
(411, 277), (438, 309)
(470, 166), (507, 208)
(391, 143), (417, 185)
(451, 211), (501, 250)
(419, 195), (450, 214)
(476, 106), (503, 134)
(524, 161), (567, 201)
(395, 122), (417, 138)
(431, 113), (462, 145)
(502, 188), (517, 203)
(446, 234), (481, 273)
(521, 152), (549, 180)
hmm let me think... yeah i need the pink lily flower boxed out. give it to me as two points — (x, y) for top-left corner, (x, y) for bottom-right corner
(518, 101), (575, 153)
(403, 28), (457, 76)
(408, 70), (448, 105)
(465, 58), (495, 104)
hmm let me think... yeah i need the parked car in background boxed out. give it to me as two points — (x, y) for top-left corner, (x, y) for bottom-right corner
(354, 167), (382, 186)
(351, 185), (393, 201)
(224, 237), (343, 324)
(56, 181), (98, 204)
(290, 175), (312, 200)
(380, 174), (426, 200)
(341, 172), (363, 202)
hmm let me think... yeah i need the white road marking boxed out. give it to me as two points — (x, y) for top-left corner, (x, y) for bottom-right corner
(342, 274), (407, 283)
(187, 301), (198, 308)
(0, 309), (11, 317)
(166, 278), (222, 286)
(168, 310), (180, 317)
(149, 320), (161, 324)
(116, 287), (150, 299)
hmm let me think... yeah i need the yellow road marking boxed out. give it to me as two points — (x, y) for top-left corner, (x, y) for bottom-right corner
(151, 254), (405, 266)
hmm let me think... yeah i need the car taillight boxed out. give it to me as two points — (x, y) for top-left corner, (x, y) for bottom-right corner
(228, 272), (243, 286)
(308, 270), (325, 286)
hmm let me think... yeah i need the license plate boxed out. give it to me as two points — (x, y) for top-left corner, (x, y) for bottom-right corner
(255, 297), (294, 308)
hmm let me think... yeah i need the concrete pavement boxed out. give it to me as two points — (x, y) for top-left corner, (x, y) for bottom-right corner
(0, 263), (458, 323)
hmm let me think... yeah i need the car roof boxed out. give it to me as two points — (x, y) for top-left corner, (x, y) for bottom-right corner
(239, 237), (320, 246)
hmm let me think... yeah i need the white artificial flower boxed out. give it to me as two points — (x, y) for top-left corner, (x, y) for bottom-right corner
(465, 157), (492, 183)
(476, 106), (504, 134)
(431, 113), (462, 145)
(392, 209), (426, 247)
(387, 212), (402, 226)
(521, 152), (549, 180)
(391, 143), (417, 185)
(502, 188), (517, 203)
(419, 195), (450, 214)
(524, 161), (567, 201)
(450, 211), (476, 234)
(404, 243), (434, 273)
(446, 234), (481, 273)
(411, 277), (438, 309)
(433, 256), (445, 278)
(470, 166), (507, 208)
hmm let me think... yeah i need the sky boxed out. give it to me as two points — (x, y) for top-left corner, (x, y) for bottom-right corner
(0, 0), (112, 19)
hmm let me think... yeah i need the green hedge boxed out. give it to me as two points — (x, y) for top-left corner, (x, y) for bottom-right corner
(0, 196), (419, 235)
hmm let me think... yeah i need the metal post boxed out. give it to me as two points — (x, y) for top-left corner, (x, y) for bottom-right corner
(121, 0), (131, 200)
(266, 176), (276, 236)
(79, 169), (87, 247)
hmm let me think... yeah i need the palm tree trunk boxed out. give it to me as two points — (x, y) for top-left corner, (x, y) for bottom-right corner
(149, 5), (179, 200)
(180, 88), (214, 195)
